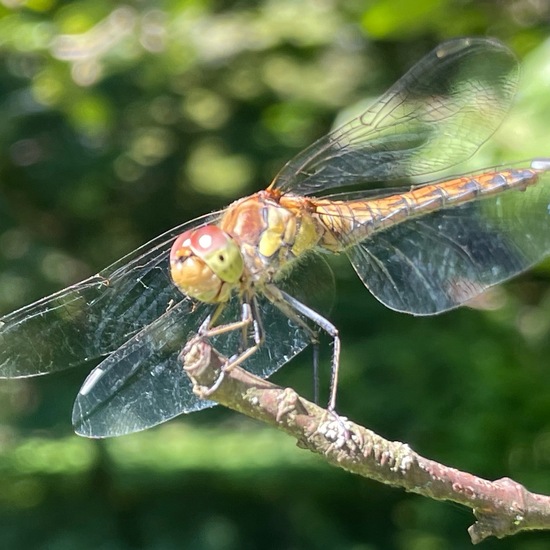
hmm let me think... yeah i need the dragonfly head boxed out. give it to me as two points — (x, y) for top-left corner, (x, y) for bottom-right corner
(170, 225), (244, 303)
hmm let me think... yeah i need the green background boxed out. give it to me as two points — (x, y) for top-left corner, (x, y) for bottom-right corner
(1, 0), (550, 548)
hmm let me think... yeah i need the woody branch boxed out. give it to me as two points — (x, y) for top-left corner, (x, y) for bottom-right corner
(182, 337), (550, 545)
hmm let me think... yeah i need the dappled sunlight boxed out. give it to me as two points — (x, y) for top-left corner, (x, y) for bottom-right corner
(10, 436), (95, 475)
(185, 139), (254, 197)
(0, 2), (549, 548)
(106, 422), (315, 472)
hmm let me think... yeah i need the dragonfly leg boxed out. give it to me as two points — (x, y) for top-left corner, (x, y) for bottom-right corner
(198, 297), (266, 396)
(198, 302), (229, 336)
(264, 284), (340, 412)
(312, 342), (320, 405)
(264, 286), (352, 445)
(198, 302), (260, 351)
(220, 299), (264, 371)
(261, 285), (321, 402)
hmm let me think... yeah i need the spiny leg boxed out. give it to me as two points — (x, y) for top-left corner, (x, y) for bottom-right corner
(266, 285), (341, 411)
(196, 296), (265, 395)
(262, 284), (322, 403)
(264, 284), (351, 447)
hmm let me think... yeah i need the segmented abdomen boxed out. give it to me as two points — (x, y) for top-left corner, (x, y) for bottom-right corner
(310, 167), (542, 252)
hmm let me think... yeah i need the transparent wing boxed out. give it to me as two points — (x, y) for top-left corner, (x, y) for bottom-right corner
(72, 293), (311, 438)
(73, 245), (336, 438)
(0, 211), (221, 378)
(347, 169), (550, 314)
(276, 252), (335, 317)
(271, 37), (518, 195)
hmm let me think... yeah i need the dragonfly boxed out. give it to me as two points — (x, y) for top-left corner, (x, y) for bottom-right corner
(2, 37), (550, 438)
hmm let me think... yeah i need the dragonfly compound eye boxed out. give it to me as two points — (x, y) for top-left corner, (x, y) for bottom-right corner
(170, 226), (243, 303)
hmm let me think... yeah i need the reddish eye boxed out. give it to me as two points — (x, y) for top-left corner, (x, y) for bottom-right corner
(170, 224), (243, 303)
(189, 226), (230, 254)
(170, 225), (234, 264)
(171, 230), (193, 256)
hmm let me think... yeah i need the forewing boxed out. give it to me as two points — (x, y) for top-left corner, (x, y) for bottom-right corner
(73, 293), (311, 438)
(0, 212), (220, 377)
(271, 37), (518, 195)
(347, 170), (550, 314)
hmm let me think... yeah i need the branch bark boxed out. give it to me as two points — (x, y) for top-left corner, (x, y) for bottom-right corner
(182, 337), (550, 544)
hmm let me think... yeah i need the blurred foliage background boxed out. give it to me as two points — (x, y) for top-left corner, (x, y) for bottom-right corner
(1, 0), (550, 548)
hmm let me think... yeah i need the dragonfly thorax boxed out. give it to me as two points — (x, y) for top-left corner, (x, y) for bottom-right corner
(218, 191), (324, 284)
(170, 225), (244, 303)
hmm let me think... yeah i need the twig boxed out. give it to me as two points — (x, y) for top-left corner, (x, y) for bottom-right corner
(181, 337), (550, 544)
